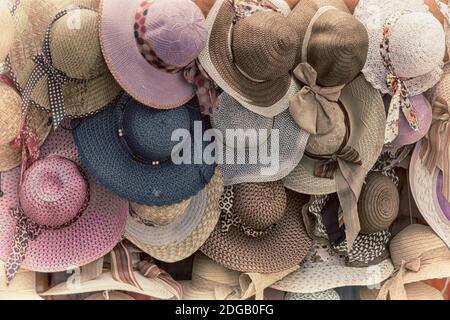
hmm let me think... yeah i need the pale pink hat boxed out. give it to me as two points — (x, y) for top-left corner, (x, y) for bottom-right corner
(0, 128), (128, 282)
(100, 0), (211, 110)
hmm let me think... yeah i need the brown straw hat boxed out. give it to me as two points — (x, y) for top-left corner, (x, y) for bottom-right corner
(7, 0), (121, 127)
(361, 282), (444, 300)
(201, 181), (313, 273)
(288, 0), (368, 87)
(377, 224), (450, 300)
(0, 2), (14, 63)
(198, 0), (299, 117)
(0, 83), (51, 172)
(358, 172), (399, 234)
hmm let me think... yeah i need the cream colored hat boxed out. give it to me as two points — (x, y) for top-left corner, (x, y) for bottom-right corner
(84, 291), (135, 300)
(0, 2), (14, 63)
(0, 260), (43, 300)
(361, 282), (444, 300)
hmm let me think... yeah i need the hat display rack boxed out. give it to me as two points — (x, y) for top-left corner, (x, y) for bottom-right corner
(0, 0), (449, 301)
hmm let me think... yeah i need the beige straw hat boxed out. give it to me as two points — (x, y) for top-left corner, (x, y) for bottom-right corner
(0, 260), (43, 300)
(361, 281), (444, 300)
(198, 0), (299, 118)
(377, 224), (450, 300)
(84, 291), (135, 300)
(0, 2), (14, 63)
(0, 83), (51, 172)
(130, 199), (191, 227)
(7, 0), (121, 126)
(125, 169), (224, 263)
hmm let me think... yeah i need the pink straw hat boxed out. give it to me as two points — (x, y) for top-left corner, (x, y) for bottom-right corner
(0, 128), (128, 283)
(100, 0), (214, 111)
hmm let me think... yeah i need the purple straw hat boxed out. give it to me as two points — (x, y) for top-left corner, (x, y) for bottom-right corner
(383, 94), (432, 152)
(100, 0), (211, 110)
(0, 129), (128, 282)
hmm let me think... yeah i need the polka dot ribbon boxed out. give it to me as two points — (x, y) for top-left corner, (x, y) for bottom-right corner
(381, 11), (419, 145)
(21, 9), (91, 129)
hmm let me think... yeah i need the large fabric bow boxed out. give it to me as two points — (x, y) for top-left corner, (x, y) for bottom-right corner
(377, 258), (421, 300)
(290, 63), (344, 134)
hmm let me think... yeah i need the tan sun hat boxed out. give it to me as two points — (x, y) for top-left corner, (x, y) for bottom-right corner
(0, 82), (51, 172)
(7, 0), (121, 128)
(0, 2), (14, 63)
(84, 291), (135, 300)
(361, 282), (444, 300)
(130, 199), (191, 228)
(0, 260), (43, 300)
(198, 0), (299, 118)
(125, 169), (224, 263)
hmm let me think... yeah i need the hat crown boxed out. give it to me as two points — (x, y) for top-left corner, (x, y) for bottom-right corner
(0, 83), (22, 145)
(121, 100), (191, 162)
(51, 9), (106, 79)
(139, 0), (207, 67)
(130, 199), (190, 226)
(389, 12), (445, 78)
(19, 156), (88, 227)
(233, 181), (287, 231)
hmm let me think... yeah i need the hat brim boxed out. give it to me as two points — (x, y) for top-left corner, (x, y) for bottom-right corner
(200, 190), (313, 273)
(198, 0), (298, 118)
(99, 0), (194, 109)
(283, 74), (385, 195)
(0, 129), (128, 272)
(409, 141), (450, 249)
(0, 3), (14, 62)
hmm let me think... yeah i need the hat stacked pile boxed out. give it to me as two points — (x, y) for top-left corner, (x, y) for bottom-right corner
(0, 0), (449, 301)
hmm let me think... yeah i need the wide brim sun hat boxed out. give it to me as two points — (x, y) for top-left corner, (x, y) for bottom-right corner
(0, 2), (14, 63)
(360, 281), (444, 300)
(0, 128), (128, 273)
(73, 95), (216, 206)
(125, 169), (224, 263)
(7, 0), (121, 123)
(354, 0), (445, 96)
(0, 261), (43, 300)
(198, 0), (299, 118)
(84, 292), (135, 300)
(212, 93), (309, 186)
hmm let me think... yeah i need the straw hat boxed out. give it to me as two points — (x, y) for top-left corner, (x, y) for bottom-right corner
(124, 169), (224, 263)
(130, 199), (191, 227)
(84, 292), (135, 300)
(0, 2), (14, 63)
(0, 261), (43, 300)
(198, 0), (299, 118)
(180, 253), (297, 300)
(358, 172), (399, 234)
(272, 239), (394, 293)
(377, 224), (450, 300)
(0, 129), (128, 278)
(73, 94), (216, 206)
(361, 282), (444, 300)
(285, 289), (340, 300)
(7, 0), (121, 127)
(0, 82), (52, 172)
(212, 93), (309, 186)
(283, 74), (386, 247)
(201, 181), (313, 273)
(288, 0), (368, 87)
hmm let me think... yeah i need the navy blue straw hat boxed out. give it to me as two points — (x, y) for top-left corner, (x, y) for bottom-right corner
(72, 94), (216, 206)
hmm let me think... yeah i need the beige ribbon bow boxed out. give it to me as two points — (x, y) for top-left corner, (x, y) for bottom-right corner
(420, 102), (450, 203)
(290, 63), (345, 134)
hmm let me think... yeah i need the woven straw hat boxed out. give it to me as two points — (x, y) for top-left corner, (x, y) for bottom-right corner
(360, 282), (444, 300)
(201, 181), (313, 273)
(0, 261), (43, 300)
(285, 289), (340, 300)
(288, 0), (368, 87)
(84, 292), (135, 300)
(124, 169), (224, 263)
(272, 238), (394, 293)
(212, 93), (309, 186)
(354, 0), (445, 96)
(7, 0), (121, 122)
(199, 0), (299, 118)
(0, 2), (14, 63)
(0, 129), (128, 273)
(130, 199), (191, 227)
(0, 83), (52, 172)
(358, 172), (399, 234)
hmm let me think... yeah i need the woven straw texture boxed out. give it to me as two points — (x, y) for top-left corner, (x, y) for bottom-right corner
(0, 261), (42, 300)
(285, 289), (340, 300)
(198, 0), (299, 118)
(213, 93), (309, 186)
(358, 172), (399, 234)
(0, 129), (128, 272)
(283, 74), (385, 195)
(429, 62), (450, 106)
(130, 198), (191, 227)
(125, 169), (224, 263)
(8, 0), (120, 118)
(410, 142), (450, 249)
(272, 239), (394, 293)
(360, 282), (444, 300)
(354, 0), (444, 95)
(0, 2), (14, 62)
(201, 184), (313, 273)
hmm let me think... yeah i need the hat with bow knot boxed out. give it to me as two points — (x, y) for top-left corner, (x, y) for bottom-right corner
(283, 74), (386, 249)
(0, 2), (14, 63)
(7, 0), (121, 128)
(376, 224), (450, 300)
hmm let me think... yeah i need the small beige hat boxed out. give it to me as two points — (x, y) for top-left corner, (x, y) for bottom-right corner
(0, 260), (43, 300)
(361, 282), (444, 300)
(0, 2), (14, 63)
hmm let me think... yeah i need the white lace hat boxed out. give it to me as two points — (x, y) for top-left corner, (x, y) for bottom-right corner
(354, 0), (445, 96)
